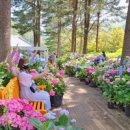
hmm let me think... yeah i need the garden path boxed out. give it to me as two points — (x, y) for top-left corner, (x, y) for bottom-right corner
(54, 77), (130, 130)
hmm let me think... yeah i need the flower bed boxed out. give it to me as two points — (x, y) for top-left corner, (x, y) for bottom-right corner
(62, 54), (130, 117)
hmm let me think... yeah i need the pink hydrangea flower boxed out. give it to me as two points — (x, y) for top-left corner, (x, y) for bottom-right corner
(57, 71), (64, 78)
(23, 104), (33, 111)
(104, 73), (110, 77)
(105, 78), (110, 83)
(0, 100), (6, 106)
(127, 68), (130, 73)
(49, 90), (56, 96)
(59, 128), (65, 130)
(108, 69), (117, 75)
(87, 67), (96, 74)
(51, 79), (58, 86)
(7, 99), (23, 112)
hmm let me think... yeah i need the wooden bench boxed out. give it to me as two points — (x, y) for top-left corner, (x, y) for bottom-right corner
(0, 77), (47, 115)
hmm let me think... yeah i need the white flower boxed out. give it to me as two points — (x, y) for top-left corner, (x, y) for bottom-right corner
(59, 109), (69, 116)
(70, 119), (76, 123)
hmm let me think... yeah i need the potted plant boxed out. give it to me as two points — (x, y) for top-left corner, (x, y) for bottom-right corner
(40, 71), (66, 107)
(123, 87), (130, 117)
(65, 66), (76, 77)
(49, 79), (66, 107)
(30, 109), (84, 130)
(103, 83), (115, 109)
(77, 69), (86, 82)
(85, 67), (97, 87)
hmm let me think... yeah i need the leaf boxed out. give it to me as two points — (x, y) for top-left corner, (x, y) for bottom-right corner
(42, 120), (55, 130)
(29, 118), (42, 130)
(57, 115), (69, 126)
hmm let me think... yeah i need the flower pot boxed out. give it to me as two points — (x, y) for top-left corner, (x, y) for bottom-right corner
(79, 78), (85, 82)
(117, 104), (125, 112)
(50, 94), (63, 107)
(107, 102), (115, 109)
(125, 105), (130, 117)
(68, 73), (74, 77)
(89, 81), (97, 88)
(85, 78), (90, 85)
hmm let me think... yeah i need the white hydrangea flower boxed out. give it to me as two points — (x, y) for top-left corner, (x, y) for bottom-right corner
(59, 109), (69, 116)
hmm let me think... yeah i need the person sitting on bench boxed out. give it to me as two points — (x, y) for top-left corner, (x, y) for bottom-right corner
(18, 58), (51, 111)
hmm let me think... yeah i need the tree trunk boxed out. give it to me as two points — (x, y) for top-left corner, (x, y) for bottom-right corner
(33, 0), (40, 47)
(37, 0), (41, 47)
(33, 30), (37, 46)
(96, 12), (100, 52)
(71, 0), (78, 53)
(121, 1), (130, 64)
(79, 11), (83, 54)
(57, 17), (61, 58)
(79, 36), (83, 54)
(33, 0), (37, 47)
(83, 0), (91, 54)
(0, 0), (11, 62)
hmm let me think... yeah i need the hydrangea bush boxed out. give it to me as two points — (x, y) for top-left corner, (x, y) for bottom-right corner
(0, 99), (46, 130)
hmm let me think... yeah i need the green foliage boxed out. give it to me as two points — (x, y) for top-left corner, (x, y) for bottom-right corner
(12, 0), (125, 55)
(29, 61), (43, 72)
(57, 60), (63, 70)
(1, 73), (14, 87)
(35, 78), (48, 86)
(57, 55), (70, 69)
(36, 78), (66, 96)
(54, 81), (66, 96)
(42, 120), (55, 130)
(76, 69), (86, 80)
(12, 1), (34, 35)
(29, 118), (42, 130)
(65, 66), (76, 76)
(103, 84), (115, 102)
(55, 115), (69, 126)
(88, 28), (124, 53)
(29, 114), (84, 130)
(49, 68), (57, 75)
(0, 63), (14, 87)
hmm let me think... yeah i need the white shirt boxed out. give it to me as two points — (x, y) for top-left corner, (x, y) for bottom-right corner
(19, 72), (33, 87)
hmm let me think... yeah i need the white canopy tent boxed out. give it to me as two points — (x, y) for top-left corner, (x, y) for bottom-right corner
(11, 35), (48, 62)
(11, 35), (32, 47)
(19, 47), (49, 63)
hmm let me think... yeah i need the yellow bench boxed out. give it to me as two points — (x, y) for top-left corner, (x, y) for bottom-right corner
(0, 77), (47, 115)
